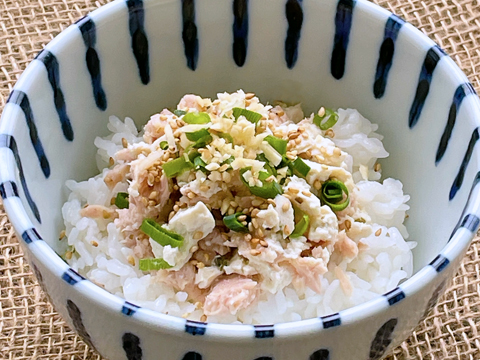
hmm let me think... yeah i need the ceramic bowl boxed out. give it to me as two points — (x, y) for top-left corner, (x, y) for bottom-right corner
(1, 0), (480, 359)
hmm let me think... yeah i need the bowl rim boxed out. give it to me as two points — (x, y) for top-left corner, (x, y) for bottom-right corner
(1, 0), (480, 340)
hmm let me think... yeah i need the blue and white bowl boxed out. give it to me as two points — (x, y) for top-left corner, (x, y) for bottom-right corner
(1, 0), (480, 359)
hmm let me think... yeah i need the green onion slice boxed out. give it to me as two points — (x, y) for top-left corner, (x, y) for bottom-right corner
(162, 156), (193, 178)
(320, 179), (350, 211)
(292, 157), (311, 177)
(291, 214), (310, 238)
(223, 212), (249, 233)
(173, 109), (187, 117)
(265, 135), (288, 155)
(240, 168), (283, 199)
(183, 112), (211, 124)
(213, 251), (236, 270)
(218, 132), (234, 144)
(115, 192), (129, 209)
(313, 108), (339, 130)
(232, 108), (262, 124)
(186, 128), (213, 148)
(140, 219), (184, 247)
(256, 153), (277, 176)
(159, 141), (169, 150)
(193, 155), (207, 171)
(139, 258), (173, 271)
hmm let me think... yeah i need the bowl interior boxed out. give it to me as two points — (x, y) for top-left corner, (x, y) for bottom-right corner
(2, 0), (480, 275)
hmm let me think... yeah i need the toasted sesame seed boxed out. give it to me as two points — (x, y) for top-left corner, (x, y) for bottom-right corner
(230, 201), (238, 208)
(267, 199), (276, 206)
(283, 193), (292, 200)
(190, 259), (198, 265)
(265, 175), (276, 183)
(259, 240), (268, 247)
(259, 203), (268, 210)
(248, 223), (254, 232)
(284, 225), (290, 235)
(295, 137), (302, 145)
(252, 218), (259, 229)
(242, 208), (249, 214)
(344, 219), (352, 230)
(218, 164), (229, 172)
(109, 157), (114, 166)
(168, 211), (175, 221)
(173, 204), (180, 212)
(305, 150), (312, 158)
(149, 191), (158, 199)
(295, 197), (304, 204)
(288, 187), (300, 195)
(250, 249), (261, 256)
(148, 173), (155, 185)
(314, 155), (323, 163)
(200, 314), (207, 322)
(227, 208), (235, 215)
(251, 209), (260, 217)
(245, 92), (255, 99)
(374, 163), (381, 172)
(204, 253), (210, 261)
(325, 129), (335, 138)
(148, 200), (156, 207)
(252, 199), (263, 207)
(257, 228), (264, 237)
(190, 245), (199, 253)
(288, 132), (300, 140)
(282, 202), (289, 212)
(318, 107), (326, 117)
(196, 262), (205, 269)
(110, 197), (116, 205)
(59, 230), (66, 240)
(302, 190), (311, 197)
(193, 231), (204, 240)
(173, 184), (180, 191)
(237, 215), (247, 221)
(141, 197), (148, 206)
(122, 137), (128, 148)
(181, 313), (189, 319)
(241, 221), (248, 226)
(91, 240), (98, 247)
(333, 147), (342, 156)
(200, 184), (209, 192)
(244, 234), (252, 241)
(187, 192), (196, 199)
(65, 251), (73, 260)
(375, 229), (382, 236)
(128, 256), (135, 266)
(222, 171), (232, 183)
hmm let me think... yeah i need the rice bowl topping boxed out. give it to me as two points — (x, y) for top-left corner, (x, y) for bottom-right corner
(61, 90), (415, 324)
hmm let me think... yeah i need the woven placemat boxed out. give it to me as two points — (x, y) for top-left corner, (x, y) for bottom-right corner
(1, 0), (480, 358)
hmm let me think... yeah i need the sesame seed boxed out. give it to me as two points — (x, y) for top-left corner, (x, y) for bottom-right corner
(257, 228), (264, 237)
(227, 208), (235, 215)
(295, 197), (304, 204)
(314, 155), (323, 163)
(65, 251), (73, 260)
(141, 197), (148, 206)
(252, 199), (263, 207)
(173, 204), (180, 212)
(168, 211), (175, 221)
(282, 202), (289, 212)
(149, 191), (158, 199)
(190, 245), (199, 253)
(59, 230), (66, 239)
(109, 157), (114, 166)
(283, 193), (292, 200)
(173, 184), (180, 191)
(374, 163), (381, 172)
(204, 253), (210, 261)
(325, 129), (335, 138)
(193, 231), (204, 240)
(200, 315), (207, 322)
(195, 302), (202, 309)
(219, 164), (229, 172)
(375, 229), (382, 236)
(288, 132), (300, 140)
(237, 215), (247, 221)
(251, 208), (260, 217)
(242, 208), (249, 214)
(252, 218), (259, 229)
(230, 201), (238, 208)
(344, 219), (352, 230)
(260, 240), (268, 247)
(200, 184), (209, 192)
(295, 137), (302, 145)
(148, 200), (156, 207)
(333, 148), (342, 156)
(122, 138), (128, 148)
(91, 240), (98, 247)
(128, 256), (135, 266)
(265, 175), (276, 183)
(318, 107), (326, 117)
(250, 249), (261, 256)
(244, 234), (252, 241)
(241, 221), (248, 226)
(245, 92), (255, 99)
(267, 199), (276, 206)
(187, 192), (196, 199)
(284, 225), (290, 235)
(182, 313), (189, 319)
(110, 197), (116, 205)
(190, 259), (198, 266)
(148, 173), (155, 185)
(196, 262), (205, 269)
(288, 188), (300, 195)
(248, 223), (254, 232)
(305, 150), (312, 158)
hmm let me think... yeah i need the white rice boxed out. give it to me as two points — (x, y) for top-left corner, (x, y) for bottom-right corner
(61, 98), (415, 324)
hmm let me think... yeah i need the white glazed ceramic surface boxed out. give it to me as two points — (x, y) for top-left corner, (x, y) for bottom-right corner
(1, 0), (480, 359)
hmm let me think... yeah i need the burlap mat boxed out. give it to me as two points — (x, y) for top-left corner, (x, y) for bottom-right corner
(1, 0), (480, 358)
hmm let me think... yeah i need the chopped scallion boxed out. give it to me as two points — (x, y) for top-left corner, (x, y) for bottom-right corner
(240, 168), (283, 199)
(139, 258), (172, 271)
(256, 153), (277, 176)
(173, 109), (187, 117)
(223, 212), (249, 233)
(186, 128), (213, 148)
(115, 192), (129, 209)
(320, 179), (350, 211)
(183, 112), (211, 124)
(159, 141), (169, 150)
(313, 108), (339, 130)
(292, 157), (311, 177)
(218, 132), (234, 144)
(232, 107), (262, 124)
(291, 214), (310, 238)
(162, 156), (193, 178)
(140, 219), (184, 247)
(265, 135), (288, 155)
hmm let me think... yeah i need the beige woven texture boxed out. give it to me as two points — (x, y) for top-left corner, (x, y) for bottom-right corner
(1, 0), (480, 358)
